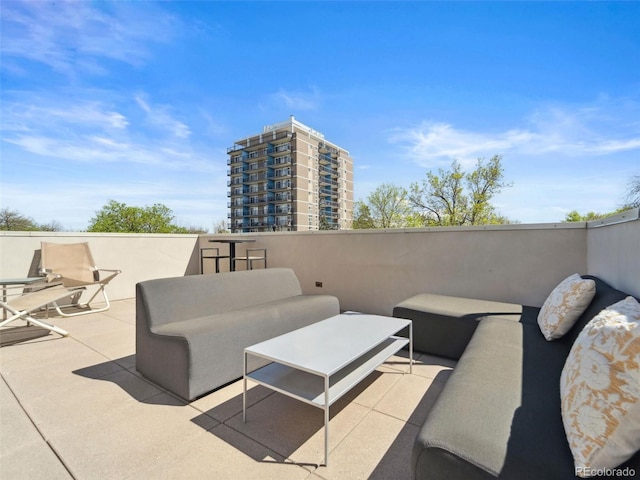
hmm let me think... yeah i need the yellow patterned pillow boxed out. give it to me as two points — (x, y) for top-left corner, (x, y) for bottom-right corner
(560, 296), (640, 477)
(538, 274), (596, 340)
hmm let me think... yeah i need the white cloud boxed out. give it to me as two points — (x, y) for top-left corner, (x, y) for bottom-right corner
(269, 87), (321, 111)
(135, 95), (191, 139)
(1, 99), (129, 132)
(389, 98), (640, 168)
(1, 95), (215, 172)
(0, 0), (176, 76)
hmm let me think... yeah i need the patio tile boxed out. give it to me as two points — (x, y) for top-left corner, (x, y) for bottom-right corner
(410, 353), (456, 381)
(0, 335), (95, 373)
(226, 391), (370, 467)
(381, 349), (413, 373)
(45, 392), (219, 479)
(115, 353), (136, 370)
(1, 299), (458, 479)
(191, 378), (276, 423)
(374, 373), (447, 427)
(72, 324), (135, 361)
(0, 377), (71, 480)
(0, 325), (51, 347)
(341, 366), (404, 409)
(314, 410), (419, 480)
(1, 345), (122, 402)
(133, 423), (313, 480)
(22, 368), (165, 439)
(52, 312), (130, 340)
(100, 298), (136, 323)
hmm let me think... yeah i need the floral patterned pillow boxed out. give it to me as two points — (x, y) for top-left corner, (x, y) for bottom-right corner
(560, 296), (640, 477)
(538, 274), (596, 340)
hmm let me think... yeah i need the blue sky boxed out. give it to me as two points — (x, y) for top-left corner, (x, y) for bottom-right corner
(1, 1), (639, 231)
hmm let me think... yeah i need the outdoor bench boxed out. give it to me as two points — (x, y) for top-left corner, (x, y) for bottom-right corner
(394, 275), (640, 480)
(136, 267), (339, 401)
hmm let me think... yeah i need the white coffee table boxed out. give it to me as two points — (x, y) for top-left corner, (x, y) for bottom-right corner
(243, 312), (412, 466)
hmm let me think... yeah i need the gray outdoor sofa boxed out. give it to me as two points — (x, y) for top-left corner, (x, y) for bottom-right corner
(136, 267), (340, 401)
(394, 275), (640, 480)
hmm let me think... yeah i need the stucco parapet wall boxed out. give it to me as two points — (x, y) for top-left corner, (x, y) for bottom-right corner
(202, 207), (639, 240)
(202, 222), (586, 241)
(587, 207), (639, 228)
(2, 208), (635, 239)
(0, 231), (200, 239)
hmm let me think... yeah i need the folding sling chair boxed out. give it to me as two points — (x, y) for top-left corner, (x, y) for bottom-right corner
(40, 242), (121, 317)
(0, 284), (75, 337)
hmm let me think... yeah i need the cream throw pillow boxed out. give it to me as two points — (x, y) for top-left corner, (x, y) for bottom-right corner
(560, 296), (640, 477)
(538, 274), (596, 340)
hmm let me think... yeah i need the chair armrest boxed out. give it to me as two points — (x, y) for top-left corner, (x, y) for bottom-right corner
(245, 248), (267, 257)
(95, 269), (121, 284)
(39, 269), (63, 282)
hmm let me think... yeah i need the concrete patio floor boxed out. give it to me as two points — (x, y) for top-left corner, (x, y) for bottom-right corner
(1, 299), (455, 480)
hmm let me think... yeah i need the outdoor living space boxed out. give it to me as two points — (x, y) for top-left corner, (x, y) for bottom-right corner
(1, 211), (638, 479)
(1, 298), (453, 479)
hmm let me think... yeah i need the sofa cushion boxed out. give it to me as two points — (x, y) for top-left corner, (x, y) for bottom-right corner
(138, 268), (304, 329)
(411, 275), (640, 480)
(557, 276), (632, 349)
(560, 296), (640, 477)
(153, 294), (340, 399)
(413, 317), (577, 480)
(538, 274), (596, 341)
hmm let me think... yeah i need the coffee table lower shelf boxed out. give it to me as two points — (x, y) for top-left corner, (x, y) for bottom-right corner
(246, 336), (408, 407)
(243, 331), (411, 466)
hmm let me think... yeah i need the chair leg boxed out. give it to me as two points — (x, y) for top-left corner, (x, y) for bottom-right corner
(52, 287), (111, 317)
(24, 315), (68, 336)
(0, 311), (68, 337)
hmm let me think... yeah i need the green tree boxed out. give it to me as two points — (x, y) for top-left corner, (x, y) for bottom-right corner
(565, 175), (639, 222)
(211, 219), (229, 234)
(0, 208), (63, 231)
(87, 200), (189, 233)
(0, 208), (39, 231)
(563, 208), (630, 223)
(564, 210), (607, 222)
(38, 220), (64, 232)
(624, 175), (640, 209)
(319, 215), (333, 230)
(409, 155), (512, 226)
(354, 184), (413, 229)
(352, 201), (375, 229)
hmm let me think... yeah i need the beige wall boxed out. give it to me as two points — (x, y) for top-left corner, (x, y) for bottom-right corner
(207, 224), (587, 315)
(3, 213), (637, 313)
(587, 208), (640, 298)
(0, 232), (200, 300)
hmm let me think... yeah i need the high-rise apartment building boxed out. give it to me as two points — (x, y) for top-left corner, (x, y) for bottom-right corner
(227, 116), (353, 232)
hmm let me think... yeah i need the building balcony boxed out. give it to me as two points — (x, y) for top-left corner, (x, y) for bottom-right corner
(320, 187), (337, 197)
(320, 177), (339, 187)
(243, 173), (272, 184)
(272, 181), (292, 191)
(245, 161), (270, 172)
(272, 155), (291, 166)
(1, 210), (639, 478)
(268, 130), (293, 144)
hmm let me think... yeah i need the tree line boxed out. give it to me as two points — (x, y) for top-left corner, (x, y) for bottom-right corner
(2, 159), (638, 232)
(0, 200), (227, 234)
(564, 175), (640, 222)
(353, 155), (515, 228)
(354, 156), (640, 228)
